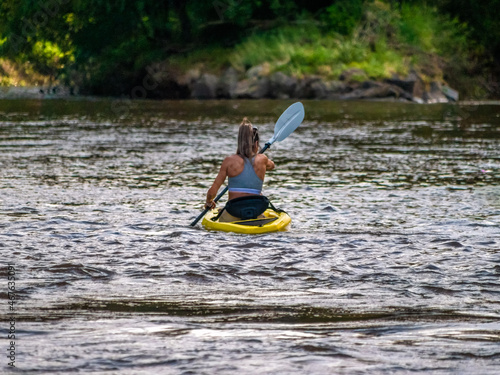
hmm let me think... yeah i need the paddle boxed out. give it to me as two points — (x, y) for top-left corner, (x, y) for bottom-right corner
(190, 102), (305, 227)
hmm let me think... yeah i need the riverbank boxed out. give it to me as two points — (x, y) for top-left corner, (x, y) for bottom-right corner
(141, 65), (458, 103)
(0, 68), (458, 104)
(82, 1), (496, 102)
(0, 86), (74, 99)
(1, 1), (496, 102)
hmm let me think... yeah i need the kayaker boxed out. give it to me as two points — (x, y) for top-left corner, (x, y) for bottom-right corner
(205, 117), (275, 222)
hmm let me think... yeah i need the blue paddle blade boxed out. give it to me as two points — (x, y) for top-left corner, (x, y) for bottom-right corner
(268, 102), (305, 144)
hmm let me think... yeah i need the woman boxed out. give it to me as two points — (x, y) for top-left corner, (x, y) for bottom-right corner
(205, 117), (275, 222)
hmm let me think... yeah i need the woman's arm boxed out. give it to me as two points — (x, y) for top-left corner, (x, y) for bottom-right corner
(252, 154), (275, 181)
(256, 154), (274, 171)
(205, 157), (229, 208)
(265, 156), (275, 171)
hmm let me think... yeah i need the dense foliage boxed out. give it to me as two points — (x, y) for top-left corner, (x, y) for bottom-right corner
(0, 0), (498, 97)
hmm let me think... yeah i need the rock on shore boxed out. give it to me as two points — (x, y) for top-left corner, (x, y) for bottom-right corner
(175, 66), (459, 103)
(0, 86), (74, 99)
(0, 65), (459, 103)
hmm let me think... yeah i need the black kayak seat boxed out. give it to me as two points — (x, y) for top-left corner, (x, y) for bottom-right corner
(225, 195), (270, 220)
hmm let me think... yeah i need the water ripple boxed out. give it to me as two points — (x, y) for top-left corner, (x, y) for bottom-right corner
(1, 99), (499, 374)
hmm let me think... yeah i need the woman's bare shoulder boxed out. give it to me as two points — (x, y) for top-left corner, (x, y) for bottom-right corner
(255, 153), (274, 170)
(254, 154), (270, 162)
(223, 154), (241, 162)
(222, 154), (243, 167)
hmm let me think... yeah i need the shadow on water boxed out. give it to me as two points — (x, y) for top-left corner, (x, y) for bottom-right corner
(32, 300), (500, 324)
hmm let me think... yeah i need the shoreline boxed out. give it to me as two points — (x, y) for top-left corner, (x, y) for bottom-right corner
(0, 75), (460, 104)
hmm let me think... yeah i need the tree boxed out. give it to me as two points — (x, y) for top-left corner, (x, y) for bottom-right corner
(436, 0), (500, 61)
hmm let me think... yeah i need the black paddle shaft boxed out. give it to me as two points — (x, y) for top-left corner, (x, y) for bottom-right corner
(189, 142), (271, 227)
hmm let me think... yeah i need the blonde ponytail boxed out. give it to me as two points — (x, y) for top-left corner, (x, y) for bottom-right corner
(236, 117), (258, 158)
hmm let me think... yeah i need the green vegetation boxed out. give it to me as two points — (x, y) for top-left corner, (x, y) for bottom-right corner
(227, 23), (406, 79)
(0, 0), (498, 98)
(175, 1), (476, 88)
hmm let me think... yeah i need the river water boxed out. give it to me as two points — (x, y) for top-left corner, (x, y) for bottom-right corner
(1, 99), (499, 374)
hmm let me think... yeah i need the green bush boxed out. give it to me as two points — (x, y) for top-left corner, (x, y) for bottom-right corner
(398, 3), (469, 56)
(322, 0), (364, 35)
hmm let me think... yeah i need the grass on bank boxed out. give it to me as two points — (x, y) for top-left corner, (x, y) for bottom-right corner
(172, 1), (472, 86)
(229, 25), (409, 80)
(0, 59), (55, 87)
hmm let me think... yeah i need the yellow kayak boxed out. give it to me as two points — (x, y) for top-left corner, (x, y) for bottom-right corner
(202, 208), (291, 234)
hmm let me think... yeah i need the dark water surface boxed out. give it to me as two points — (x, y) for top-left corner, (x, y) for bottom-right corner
(1, 99), (499, 374)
